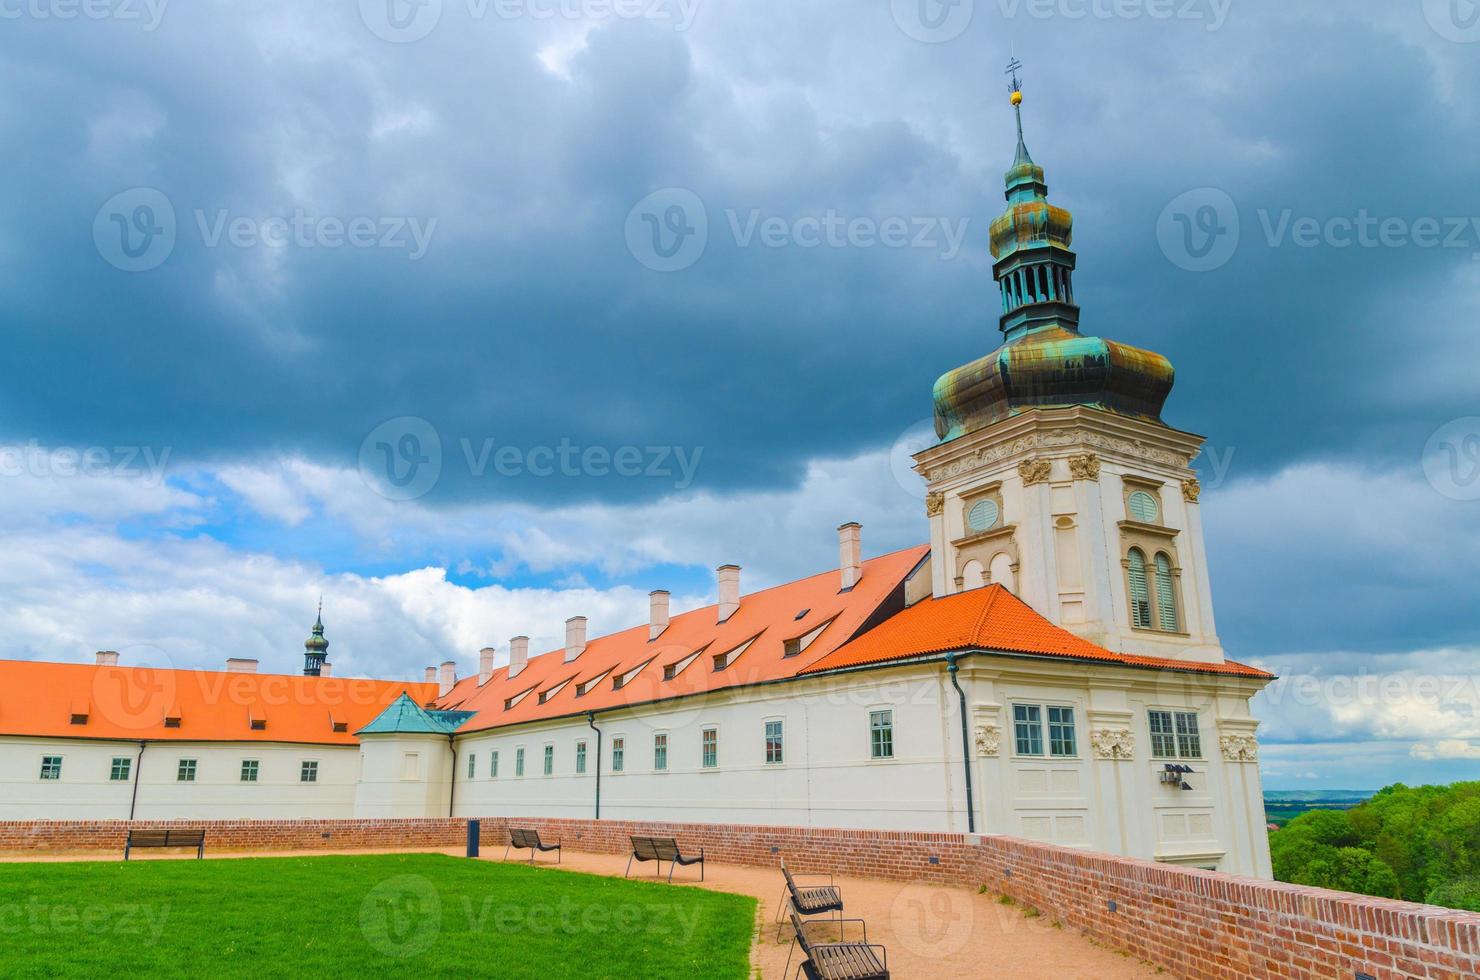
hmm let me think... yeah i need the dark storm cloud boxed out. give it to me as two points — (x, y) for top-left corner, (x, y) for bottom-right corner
(0, 1), (1476, 509)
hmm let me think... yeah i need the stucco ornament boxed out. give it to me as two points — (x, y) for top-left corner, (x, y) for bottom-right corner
(925, 492), (944, 517)
(1018, 457), (1052, 485)
(1090, 728), (1135, 760)
(1067, 453), (1100, 481)
(974, 725), (1001, 757)
(1182, 478), (1201, 503)
(1220, 733), (1259, 762)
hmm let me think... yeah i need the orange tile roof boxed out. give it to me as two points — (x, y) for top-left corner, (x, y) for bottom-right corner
(802, 584), (1275, 679)
(0, 659), (437, 745)
(434, 545), (932, 732)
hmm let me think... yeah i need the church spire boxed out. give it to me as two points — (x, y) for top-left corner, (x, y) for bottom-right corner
(303, 600), (329, 677)
(1007, 57), (1033, 168)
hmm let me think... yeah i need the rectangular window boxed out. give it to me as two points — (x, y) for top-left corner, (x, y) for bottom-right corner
(110, 757), (132, 782)
(543, 744), (554, 776)
(1048, 706), (1077, 757)
(1013, 704), (1044, 756)
(515, 747), (525, 777)
(177, 759), (197, 782)
(1149, 710), (1201, 759)
(575, 740), (587, 774)
(39, 756), (62, 780)
(654, 733), (668, 771)
(870, 710), (894, 759)
(301, 761), (318, 783)
(701, 728), (718, 769)
(403, 752), (420, 780)
(467, 753), (477, 779)
(765, 720), (784, 765)
(1174, 711), (1202, 759)
(490, 750), (499, 779)
(240, 760), (259, 782)
(611, 737), (625, 773)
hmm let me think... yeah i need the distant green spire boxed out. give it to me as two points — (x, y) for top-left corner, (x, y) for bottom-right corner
(303, 600), (329, 676)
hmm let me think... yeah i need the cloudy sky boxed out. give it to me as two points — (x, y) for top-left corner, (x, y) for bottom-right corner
(2, 0), (1478, 789)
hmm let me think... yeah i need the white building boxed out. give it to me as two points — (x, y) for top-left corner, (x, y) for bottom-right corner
(0, 84), (1274, 877)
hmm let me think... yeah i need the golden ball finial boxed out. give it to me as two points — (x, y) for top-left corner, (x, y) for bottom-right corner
(1010, 90), (1023, 106)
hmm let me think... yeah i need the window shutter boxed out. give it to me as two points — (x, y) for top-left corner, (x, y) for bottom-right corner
(1128, 549), (1152, 628)
(1154, 553), (1178, 631)
(1128, 490), (1159, 523)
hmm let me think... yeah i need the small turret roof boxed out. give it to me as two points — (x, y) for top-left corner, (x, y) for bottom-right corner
(358, 693), (475, 735)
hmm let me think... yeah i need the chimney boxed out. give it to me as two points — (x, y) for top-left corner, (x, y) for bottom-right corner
(717, 564), (740, 623)
(479, 647), (497, 685)
(649, 590), (670, 640)
(838, 522), (862, 591)
(564, 616), (588, 662)
(226, 658), (258, 673)
(509, 636), (530, 679)
(95, 650), (119, 667)
(320, 662), (333, 678)
(424, 666), (436, 684)
(438, 660), (456, 697)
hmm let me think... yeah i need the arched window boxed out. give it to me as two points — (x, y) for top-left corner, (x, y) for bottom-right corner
(1154, 553), (1178, 631)
(989, 553), (1016, 594)
(962, 560), (986, 590)
(1127, 548), (1152, 629)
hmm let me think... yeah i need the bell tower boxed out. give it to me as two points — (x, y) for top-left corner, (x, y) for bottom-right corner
(303, 601), (329, 676)
(914, 62), (1223, 664)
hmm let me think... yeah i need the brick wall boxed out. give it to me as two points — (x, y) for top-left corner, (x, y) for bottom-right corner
(5, 816), (1478, 978)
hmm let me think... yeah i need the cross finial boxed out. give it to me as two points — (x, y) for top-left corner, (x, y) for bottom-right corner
(1005, 56), (1024, 97)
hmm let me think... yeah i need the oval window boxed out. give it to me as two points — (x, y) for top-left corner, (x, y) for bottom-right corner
(1128, 490), (1160, 523)
(967, 499), (999, 532)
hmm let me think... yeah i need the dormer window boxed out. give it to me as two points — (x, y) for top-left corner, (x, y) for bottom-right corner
(782, 638), (801, 658)
(504, 686), (536, 710)
(164, 716), (182, 729)
(662, 648), (704, 681)
(332, 721), (348, 733)
(575, 669), (613, 697)
(250, 718), (267, 731)
(538, 677), (573, 705)
(612, 658), (655, 691)
(69, 713), (88, 726)
(711, 635), (759, 672)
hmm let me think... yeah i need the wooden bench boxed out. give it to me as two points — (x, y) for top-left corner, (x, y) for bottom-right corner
(504, 827), (561, 864)
(124, 828), (205, 861)
(774, 859), (845, 939)
(625, 835), (705, 883)
(784, 908), (888, 980)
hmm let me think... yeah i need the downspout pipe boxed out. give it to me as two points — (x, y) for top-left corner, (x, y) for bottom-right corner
(945, 653), (976, 833)
(448, 733), (457, 818)
(127, 740), (146, 821)
(586, 712), (602, 820)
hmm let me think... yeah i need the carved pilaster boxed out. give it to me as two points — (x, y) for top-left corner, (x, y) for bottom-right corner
(1219, 733), (1258, 762)
(1090, 728), (1135, 760)
(1018, 457), (1052, 485)
(1182, 478), (1201, 503)
(1067, 453), (1100, 482)
(925, 491), (944, 517)
(974, 725), (1001, 757)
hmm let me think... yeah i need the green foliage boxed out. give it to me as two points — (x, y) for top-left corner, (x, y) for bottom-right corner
(1270, 781), (1480, 906)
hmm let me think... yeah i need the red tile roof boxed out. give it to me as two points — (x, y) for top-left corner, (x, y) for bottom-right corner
(802, 584), (1274, 679)
(433, 545), (933, 732)
(0, 659), (436, 745)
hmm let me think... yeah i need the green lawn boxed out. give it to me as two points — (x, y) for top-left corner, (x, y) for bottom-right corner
(0, 853), (755, 979)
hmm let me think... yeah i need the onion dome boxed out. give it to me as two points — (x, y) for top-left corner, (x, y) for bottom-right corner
(932, 68), (1174, 442)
